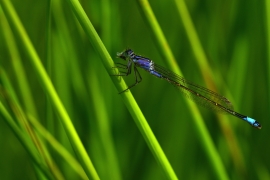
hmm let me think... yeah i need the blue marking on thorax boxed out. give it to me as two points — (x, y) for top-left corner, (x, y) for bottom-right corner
(133, 56), (162, 78)
(134, 58), (151, 69)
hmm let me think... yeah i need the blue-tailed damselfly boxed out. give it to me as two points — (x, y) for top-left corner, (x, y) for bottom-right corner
(112, 49), (261, 129)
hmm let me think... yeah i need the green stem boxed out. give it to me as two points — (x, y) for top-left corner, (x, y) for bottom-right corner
(137, 0), (229, 179)
(0, 1), (98, 179)
(65, 0), (177, 179)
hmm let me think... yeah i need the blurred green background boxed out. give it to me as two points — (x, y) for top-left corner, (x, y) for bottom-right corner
(0, 0), (269, 179)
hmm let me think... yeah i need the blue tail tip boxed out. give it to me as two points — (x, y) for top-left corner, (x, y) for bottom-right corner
(253, 121), (262, 129)
(245, 117), (262, 129)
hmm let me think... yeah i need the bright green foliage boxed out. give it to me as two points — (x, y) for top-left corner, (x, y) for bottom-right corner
(0, 0), (268, 179)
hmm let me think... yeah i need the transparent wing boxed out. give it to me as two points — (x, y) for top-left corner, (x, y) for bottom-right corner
(153, 63), (234, 113)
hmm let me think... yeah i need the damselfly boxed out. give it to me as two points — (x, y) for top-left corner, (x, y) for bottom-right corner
(112, 49), (261, 129)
